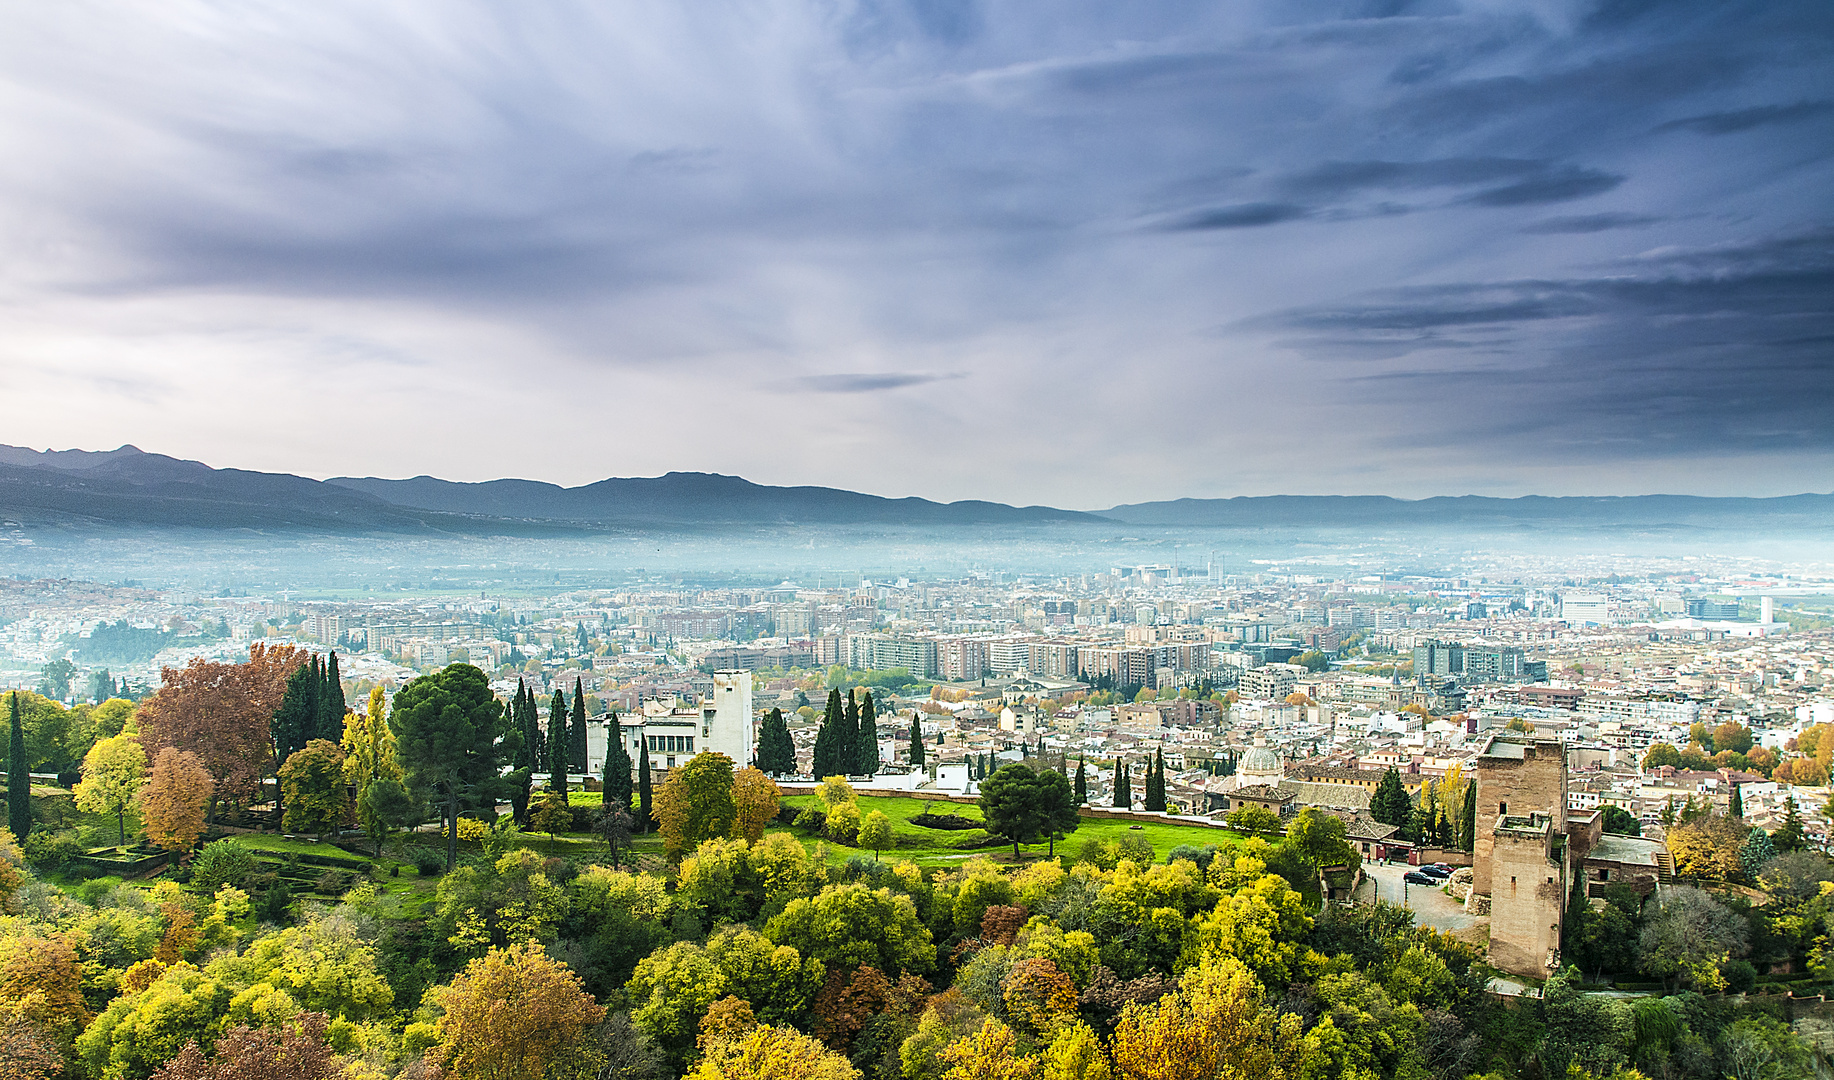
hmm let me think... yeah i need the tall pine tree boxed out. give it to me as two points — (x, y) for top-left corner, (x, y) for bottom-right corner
(8, 691), (30, 841)
(1370, 767), (1412, 828)
(856, 691), (879, 775)
(602, 712), (633, 811)
(637, 740), (653, 833)
(908, 714), (925, 768)
(569, 684), (588, 772)
(548, 691), (569, 792)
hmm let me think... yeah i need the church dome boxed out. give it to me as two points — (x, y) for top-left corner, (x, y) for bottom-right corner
(1241, 745), (1281, 774)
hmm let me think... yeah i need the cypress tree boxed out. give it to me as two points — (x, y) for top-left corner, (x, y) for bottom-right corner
(637, 740), (653, 833)
(570, 684), (588, 772)
(603, 712), (633, 811)
(1461, 782), (1477, 852)
(549, 691), (568, 791)
(842, 692), (861, 776)
(857, 691), (879, 775)
(1074, 757), (1087, 804)
(1777, 798), (1807, 853)
(508, 684), (531, 770)
(1729, 783), (1744, 819)
(813, 689), (843, 778)
(1113, 762), (1130, 809)
(523, 684), (545, 768)
(1018, 739), (1028, 759)
(8, 691), (30, 841)
(320, 652), (346, 743)
(272, 658), (319, 764)
(1145, 748), (1167, 812)
(909, 714), (925, 767)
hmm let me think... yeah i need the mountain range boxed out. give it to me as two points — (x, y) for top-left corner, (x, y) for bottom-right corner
(2, 444), (1830, 533)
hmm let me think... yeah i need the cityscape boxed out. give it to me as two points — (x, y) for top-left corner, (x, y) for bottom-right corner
(3, 2), (1832, 1080)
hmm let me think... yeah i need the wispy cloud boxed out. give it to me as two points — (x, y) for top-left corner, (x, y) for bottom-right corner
(773, 372), (965, 394)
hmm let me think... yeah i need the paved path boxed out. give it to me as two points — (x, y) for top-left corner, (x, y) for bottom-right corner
(1361, 862), (1484, 934)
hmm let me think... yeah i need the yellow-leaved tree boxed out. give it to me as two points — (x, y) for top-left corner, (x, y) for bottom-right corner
(74, 733), (148, 844)
(430, 941), (605, 1080)
(140, 747), (213, 854)
(733, 767), (782, 843)
(1109, 957), (1306, 1080)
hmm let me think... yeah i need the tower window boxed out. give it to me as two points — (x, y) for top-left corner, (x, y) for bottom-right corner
(1498, 802), (1507, 815)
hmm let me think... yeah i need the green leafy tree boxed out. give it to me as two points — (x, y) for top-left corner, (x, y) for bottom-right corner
(392, 663), (507, 872)
(528, 790), (572, 851)
(358, 776), (417, 857)
(279, 739), (348, 836)
(603, 713), (633, 811)
(765, 882), (935, 976)
(1369, 767), (1411, 829)
(75, 732), (147, 844)
(343, 687), (403, 854)
(653, 751), (739, 858)
(1600, 805), (1641, 836)
(981, 763), (1047, 859)
(1776, 798), (1807, 853)
(8, 692), (30, 841)
(1035, 767), (1080, 856)
(859, 809), (893, 858)
(1287, 808), (1360, 872)
(39, 658), (76, 701)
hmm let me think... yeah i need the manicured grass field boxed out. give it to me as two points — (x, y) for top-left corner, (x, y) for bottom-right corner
(779, 793), (1264, 867)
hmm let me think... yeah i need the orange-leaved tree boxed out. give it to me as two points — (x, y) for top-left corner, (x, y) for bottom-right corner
(430, 941), (605, 1080)
(140, 747), (213, 853)
(136, 644), (303, 818)
(150, 1011), (344, 1080)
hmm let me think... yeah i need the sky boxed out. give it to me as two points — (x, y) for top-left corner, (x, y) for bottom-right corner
(0, 0), (1829, 509)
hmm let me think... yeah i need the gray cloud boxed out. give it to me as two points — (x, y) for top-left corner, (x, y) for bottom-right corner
(776, 373), (964, 394)
(0, 0), (1828, 502)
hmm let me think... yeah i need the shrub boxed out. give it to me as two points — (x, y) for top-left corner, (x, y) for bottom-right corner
(315, 869), (357, 895)
(1720, 959), (1758, 994)
(1167, 844), (1219, 870)
(56, 770), (81, 789)
(442, 818), (491, 842)
(410, 847), (446, 876)
(191, 839), (258, 892)
(23, 830), (83, 870)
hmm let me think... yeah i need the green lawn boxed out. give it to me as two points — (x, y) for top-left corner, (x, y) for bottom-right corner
(778, 793), (1262, 867)
(220, 834), (359, 860)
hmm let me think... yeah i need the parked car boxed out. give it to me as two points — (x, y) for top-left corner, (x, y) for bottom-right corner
(1418, 865), (1453, 879)
(1429, 862), (1455, 872)
(1403, 871), (1438, 885)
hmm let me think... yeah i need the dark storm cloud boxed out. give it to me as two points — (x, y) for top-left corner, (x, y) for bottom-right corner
(1655, 100), (1833, 135)
(0, 0), (1830, 499)
(1257, 230), (1834, 456)
(1519, 213), (1662, 234)
(1164, 203), (1311, 230)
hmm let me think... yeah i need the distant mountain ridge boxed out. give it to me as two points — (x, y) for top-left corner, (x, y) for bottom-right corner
(2, 443), (1829, 532)
(1098, 493), (1834, 528)
(0, 444), (1093, 530)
